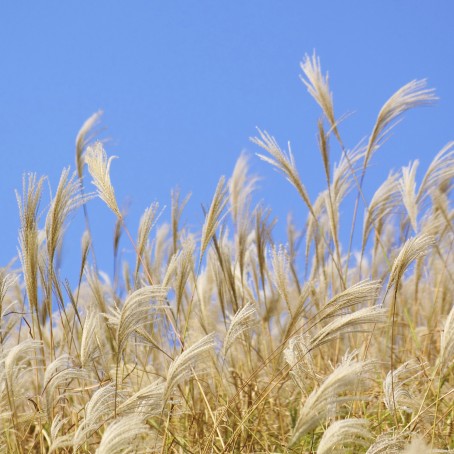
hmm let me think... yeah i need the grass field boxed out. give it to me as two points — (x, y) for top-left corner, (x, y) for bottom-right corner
(0, 55), (453, 453)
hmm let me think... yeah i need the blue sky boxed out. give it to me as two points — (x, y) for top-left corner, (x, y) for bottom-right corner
(0, 2), (453, 279)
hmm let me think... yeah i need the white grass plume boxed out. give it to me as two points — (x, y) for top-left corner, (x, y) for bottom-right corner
(134, 202), (160, 282)
(200, 176), (229, 259)
(107, 285), (168, 357)
(48, 413), (73, 453)
(383, 360), (422, 414)
(43, 354), (90, 417)
(316, 418), (372, 454)
(270, 245), (291, 310)
(45, 167), (92, 262)
(289, 357), (376, 446)
(387, 233), (435, 292)
(74, 384), (120, 448)
(75, 110), (103, 179)
(252, 130), (313, 214)
(362, 171), (400, 248)
(2, 339), (41, 404)
(96, 415), (151, 454)
(365, 433), (406, 454)
(365, 80), (437, 167)
(223, 302), (258, 355)
(310, 306), (387, 351)
(229, 153), (259, 226)
(440, 302), (454, 371)
(319, 279), (382, 323)
(164, 333), (215, 403)
(80, 311), (101, 368)
(84, 142), (122, 218)
(418, 141), (454, 202)
(300, 52), (336, 134)
(399, 160), (420, 232)
(118, 379), (165, 417)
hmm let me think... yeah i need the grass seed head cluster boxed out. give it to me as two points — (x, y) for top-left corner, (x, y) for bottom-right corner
(0, 53), (453, 453)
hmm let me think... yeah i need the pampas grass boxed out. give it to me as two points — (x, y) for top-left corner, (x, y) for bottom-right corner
(0, 56), (453, 452)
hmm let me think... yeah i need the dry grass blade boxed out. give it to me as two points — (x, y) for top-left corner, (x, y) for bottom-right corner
(84, 142), (122, 218)
(290, 358), (376, 446)
(316, 418), (372, 454)
(200, 176), (229, 260)
(223, 301), (258, 355)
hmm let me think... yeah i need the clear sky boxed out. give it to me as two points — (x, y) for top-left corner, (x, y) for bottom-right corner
(0, 2), (453, 279)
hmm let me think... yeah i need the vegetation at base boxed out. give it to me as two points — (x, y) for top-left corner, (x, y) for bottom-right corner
(0, 54), (453, 453)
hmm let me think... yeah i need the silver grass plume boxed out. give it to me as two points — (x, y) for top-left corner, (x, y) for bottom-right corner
(253, 130), (313, 214)
(229, 153), (258, 226)
(1, 340), (42, 407)
(118, 379), (165, 417)
(223, 302), (258, 356)
(48, 413), (73, 453)
(16, 173), (45, 311)
(309, 306), (387, 351)
(45, 167), (92, 263)
(365, 433), (406, 454)
(316, 418), (372, 454)
(318, 279), (382, 323)
(107, 285), (168, 357)
(362, 171), (400, 248)
(399, 160), (419, 232)
(383, 360), (422, 414)
(80, 311), (101, 368)
(134, 202), (160, 284)
(84, 142), (122, 218)
(440, 302), (454, 371)
(300, 52), (337, 135)
(289, 357), (376, 446)
(365, 80), (437, 168)
(74, 384), (122, 448)
(96, 415), (151, 454)
(164, 333), (215, 403)
(43, 354), (91, 417)
(200, 176), (229, 260)
(270, 245), (291, 310)
(418, 142), (454, 202)
(75, 110), (103, 179)
(387, 233), (435, 292)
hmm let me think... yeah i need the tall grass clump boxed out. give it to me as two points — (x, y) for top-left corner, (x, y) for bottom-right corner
(0, 53), (453, 453)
